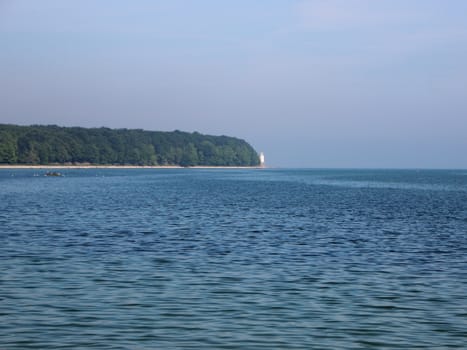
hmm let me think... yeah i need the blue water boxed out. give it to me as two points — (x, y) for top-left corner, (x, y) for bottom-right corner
(1, 169), (466, 349)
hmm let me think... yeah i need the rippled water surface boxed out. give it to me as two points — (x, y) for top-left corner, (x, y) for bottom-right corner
(1, 169), (467, 349)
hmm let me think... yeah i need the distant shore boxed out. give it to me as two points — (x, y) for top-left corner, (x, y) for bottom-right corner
(0, 165), (264, 170)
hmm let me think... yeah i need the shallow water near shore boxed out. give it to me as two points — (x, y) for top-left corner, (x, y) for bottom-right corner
(1, 168), (467, 349)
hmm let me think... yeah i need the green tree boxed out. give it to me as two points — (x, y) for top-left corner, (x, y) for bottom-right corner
(180, 143), (199, 166)
(0, 131), (17, 163)
(0, 124), (260, 166)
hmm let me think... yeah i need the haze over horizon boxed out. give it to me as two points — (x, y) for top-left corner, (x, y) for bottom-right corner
(1, 0), (466, 168)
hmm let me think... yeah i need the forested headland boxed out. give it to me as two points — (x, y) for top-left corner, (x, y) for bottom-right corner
(0, 124), (260, 167)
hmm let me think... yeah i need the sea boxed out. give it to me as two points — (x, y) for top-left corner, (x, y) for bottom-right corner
(1, 168), (466, 349)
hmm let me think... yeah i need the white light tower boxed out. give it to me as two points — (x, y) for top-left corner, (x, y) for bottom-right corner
(259, 152), (265, 167)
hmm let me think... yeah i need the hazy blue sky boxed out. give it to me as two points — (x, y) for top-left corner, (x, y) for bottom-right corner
(1, 0), (466, 167)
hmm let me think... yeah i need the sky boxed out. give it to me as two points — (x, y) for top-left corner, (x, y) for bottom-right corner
(1, 0), (467, 168)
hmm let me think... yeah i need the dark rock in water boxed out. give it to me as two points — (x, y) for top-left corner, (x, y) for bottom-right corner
(45, 171), (62, 177)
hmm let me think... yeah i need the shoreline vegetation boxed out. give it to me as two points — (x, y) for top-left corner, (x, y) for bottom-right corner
(0, 164), (264, 169)
(0, 124), (260, 167)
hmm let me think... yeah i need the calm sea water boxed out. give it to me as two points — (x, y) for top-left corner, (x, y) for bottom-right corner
(1, 169), (466, 349)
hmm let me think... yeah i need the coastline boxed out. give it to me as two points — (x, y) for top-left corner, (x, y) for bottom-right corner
(0, 165), (264, 170)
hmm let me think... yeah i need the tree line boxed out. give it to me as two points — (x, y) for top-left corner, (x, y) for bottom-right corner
(0, 124), (260, 166)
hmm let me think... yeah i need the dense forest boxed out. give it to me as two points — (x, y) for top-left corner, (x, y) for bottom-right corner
(0, 124), (260, 167)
